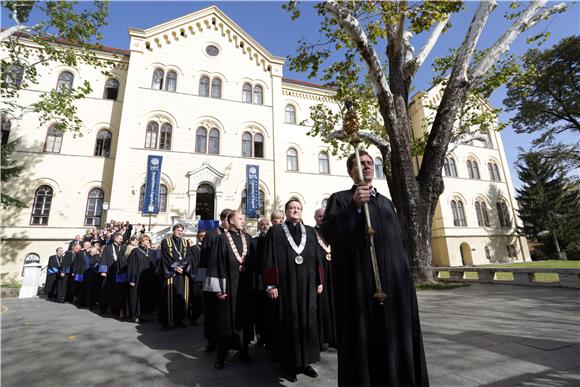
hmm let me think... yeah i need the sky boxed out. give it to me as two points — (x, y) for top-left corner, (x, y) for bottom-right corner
(3, 1), (579, 188)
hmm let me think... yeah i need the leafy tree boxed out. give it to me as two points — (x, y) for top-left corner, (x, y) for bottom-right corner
(1, 138), (26, 208)
(283, 1), (567, 283)
(1, 0), (112, 209)
(515, 151), (580, 260)
(504, 36), (580, 168)
(1, 0), (111, 135)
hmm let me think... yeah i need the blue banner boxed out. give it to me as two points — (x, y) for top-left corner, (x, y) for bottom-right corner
(143, 155), (163, 214)
(198, 220), (220, 231)
(246, 164), (259, 217)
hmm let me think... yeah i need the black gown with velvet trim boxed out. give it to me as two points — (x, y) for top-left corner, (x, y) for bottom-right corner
(321, 187), (429, 387)
(262, 221), (321, 372)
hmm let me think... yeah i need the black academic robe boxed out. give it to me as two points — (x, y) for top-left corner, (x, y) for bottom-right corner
(98, 243), (125, 313)
(262, 221), (322, 371)
(200, 227), (224, 342)
(253, 233), (270, 346)
(45, 254), (61, 299)
(314, 227), (337, 348)
(159, 236), (192, 327)
(128, 245), (156, 319)
(188, 243), (204, 323)
(321, 187), (429, 387)
(72, 250), (97, 307)
(57, 251), (75, 303)
(207, 230), (255, 353)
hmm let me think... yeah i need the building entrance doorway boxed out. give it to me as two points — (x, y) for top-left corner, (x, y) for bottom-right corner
(195, 183), (215, 220)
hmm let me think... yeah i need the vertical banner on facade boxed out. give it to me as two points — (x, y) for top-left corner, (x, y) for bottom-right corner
(143, 155), (163, 214)
(246, 164), (259, 218)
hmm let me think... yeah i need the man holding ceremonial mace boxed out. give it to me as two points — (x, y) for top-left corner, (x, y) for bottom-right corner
(321, 103), (429, 387)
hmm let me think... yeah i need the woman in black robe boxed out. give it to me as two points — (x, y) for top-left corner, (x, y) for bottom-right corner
(128, 235), (156, 322)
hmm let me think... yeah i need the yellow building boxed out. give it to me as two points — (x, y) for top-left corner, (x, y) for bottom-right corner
(0, 6), (528, 284)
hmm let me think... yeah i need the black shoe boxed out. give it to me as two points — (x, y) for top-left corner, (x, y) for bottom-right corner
(283, 371), (297, 383)
(301, 365), (318, 378)
(205, 343), (216, 353)
(240, 352), (253, 365)
(214, 361), (224, 370)
(320, 343), (329, 351)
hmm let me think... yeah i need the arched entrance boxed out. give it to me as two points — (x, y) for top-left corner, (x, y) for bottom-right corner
(460, 242), (473, 266)
(195, 183), (215, 220)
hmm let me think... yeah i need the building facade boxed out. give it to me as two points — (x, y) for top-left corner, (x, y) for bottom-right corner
(1, 6), (528, 283)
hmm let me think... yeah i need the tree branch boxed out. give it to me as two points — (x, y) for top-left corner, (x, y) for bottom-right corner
(456, 0), (497, 83)
(323, 0), (391, 100)
(327, 129), (391, 149)
(404, 15), (449, 77)
(472, 1), (567, 81)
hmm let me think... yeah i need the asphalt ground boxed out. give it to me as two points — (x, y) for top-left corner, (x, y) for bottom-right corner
(1, 284), (579, 386)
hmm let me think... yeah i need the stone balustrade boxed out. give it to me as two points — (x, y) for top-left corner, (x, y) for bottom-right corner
(435, 267), (580, 289)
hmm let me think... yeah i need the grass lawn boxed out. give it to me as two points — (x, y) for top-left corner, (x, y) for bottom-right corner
(436, 260), (579, 283)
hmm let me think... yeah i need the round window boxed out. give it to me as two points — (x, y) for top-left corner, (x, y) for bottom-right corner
(206, 45), (219, 56)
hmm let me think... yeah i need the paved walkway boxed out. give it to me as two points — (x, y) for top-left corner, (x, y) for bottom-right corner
(1, 284), (579, 386)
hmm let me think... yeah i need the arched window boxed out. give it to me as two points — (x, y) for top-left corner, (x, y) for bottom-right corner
(5, 63), (24, 88)
(475, 200), (490, 227)
(145, 121), (159, 149)
(199, 76), (210, 96)
(254, 133), (264, 158)
(85, 188), (104, 226)
(195, 127), (207, 153)
(44, 125), (63, 153)
(321, 198), (328, 208)
(444, 157), (459, 177)
(159, 123), (172, 150)
(211, 78), (221, 98)
(254, 85), (263, 104)
(451, 199), (466, 227)
(467, 159), (480, 179)
(165, 70), (177, 92)
(1, 115), (11, 145)
(56, 71), (74, 91)
(318, 151), (330, 174)
(30, 185), (53, 225)
(159, 184), (168, 212)
(287, 148), (298, 171)
(496, 200), (511, 228)
(485, 130), (493, 149)
(241, 189), (265, 216)
(488, 162), (501, 181)
(375, 157), (384, 179)
(208, 128), (220, 154)
(94, 129), (112, 157)
(142, 183), (168, 212)
(103, 78), (119, 100)
(151, 68), (164, 90)
(285, 104), (296, 124)
(242, 132), (252, 157)
(242, 83), (252, 103)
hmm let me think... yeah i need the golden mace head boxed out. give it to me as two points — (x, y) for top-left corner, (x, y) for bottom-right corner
(343, 100), (359, 138)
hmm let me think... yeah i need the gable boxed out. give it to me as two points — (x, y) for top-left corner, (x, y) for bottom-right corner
(128, 6), (284, 73)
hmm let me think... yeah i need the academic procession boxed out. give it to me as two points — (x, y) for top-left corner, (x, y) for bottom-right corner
(40, 149), (429, 386)
(2, 5), (539, 387)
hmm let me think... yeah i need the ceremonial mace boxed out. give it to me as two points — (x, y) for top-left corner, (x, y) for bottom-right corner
(343, 101), (386, 305)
